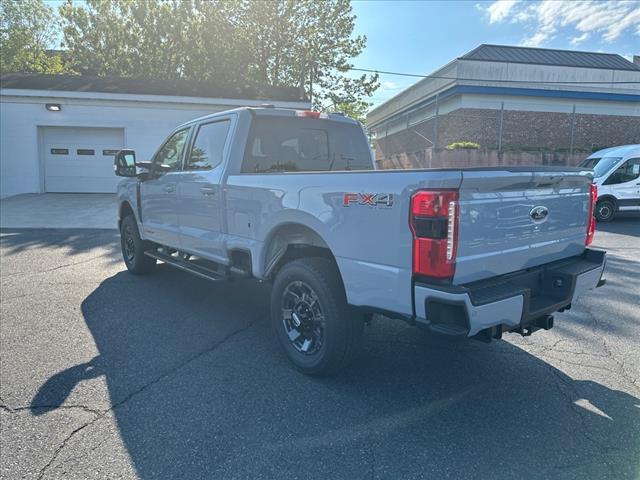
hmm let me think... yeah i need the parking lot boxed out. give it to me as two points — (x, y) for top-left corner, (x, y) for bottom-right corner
(1, 219), (638, 480)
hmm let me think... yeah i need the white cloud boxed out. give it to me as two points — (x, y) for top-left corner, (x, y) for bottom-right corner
(486, 0), (517, 23)
(482, 0), (640, 47)
(570, 32), (590, 46)
(381, 80), (400, 90)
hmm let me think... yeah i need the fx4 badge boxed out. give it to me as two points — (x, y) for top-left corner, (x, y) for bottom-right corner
(343, 193), (394, 208)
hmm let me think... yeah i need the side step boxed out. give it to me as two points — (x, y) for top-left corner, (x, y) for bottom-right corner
(144, 249), (228, 282)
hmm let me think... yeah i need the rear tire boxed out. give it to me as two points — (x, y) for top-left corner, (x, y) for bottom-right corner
(120, 215), (156, 274)
(270, 257), (363, 376)
(595, 199), (615, 222)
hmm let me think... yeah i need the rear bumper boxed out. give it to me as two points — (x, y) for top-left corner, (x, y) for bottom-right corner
(414, 249), (606, 337)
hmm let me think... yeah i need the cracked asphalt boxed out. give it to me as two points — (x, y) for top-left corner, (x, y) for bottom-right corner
(1, 220), (639, 480)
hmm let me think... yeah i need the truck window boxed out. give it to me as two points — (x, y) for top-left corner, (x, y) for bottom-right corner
(242, 117), (372, 173)
(185, 120), (230, 170)
(154, 128), (190, 171)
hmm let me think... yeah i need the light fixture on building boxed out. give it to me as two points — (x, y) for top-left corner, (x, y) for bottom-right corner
(45, 103), (62, 112)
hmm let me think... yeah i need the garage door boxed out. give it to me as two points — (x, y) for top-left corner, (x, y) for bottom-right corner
(42, 127), (125, 193)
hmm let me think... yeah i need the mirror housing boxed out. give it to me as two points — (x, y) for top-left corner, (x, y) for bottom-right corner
(114, 149), (137, 177)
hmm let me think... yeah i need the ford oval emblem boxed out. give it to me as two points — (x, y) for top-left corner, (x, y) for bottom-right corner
(529, 205), (549, 222)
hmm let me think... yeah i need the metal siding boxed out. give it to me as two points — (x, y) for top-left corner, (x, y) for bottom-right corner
(461, 44), (640, 71)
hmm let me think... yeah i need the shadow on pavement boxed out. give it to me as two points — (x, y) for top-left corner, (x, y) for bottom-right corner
(596, 216), (640, 237)
(0, 228), (121, 260)
(32, 267), (640, 479)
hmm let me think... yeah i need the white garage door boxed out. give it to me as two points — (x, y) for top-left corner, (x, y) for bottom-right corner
(42, 127), (125, 193)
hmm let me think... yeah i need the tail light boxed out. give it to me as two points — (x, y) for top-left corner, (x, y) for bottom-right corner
(410, 190), (459, 279)
(586, 183), (597, 246)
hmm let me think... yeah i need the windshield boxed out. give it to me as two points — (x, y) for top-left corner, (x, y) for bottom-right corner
(591, 157), (623, 178)
(579, 157), (601, 169)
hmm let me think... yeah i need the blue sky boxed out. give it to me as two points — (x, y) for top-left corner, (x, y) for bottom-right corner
(44, 0), (639, 107)
(351, 0), (640, 106)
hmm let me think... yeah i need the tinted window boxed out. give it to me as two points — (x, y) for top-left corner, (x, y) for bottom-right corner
(186, 120), (230, 170)
(603, 158), (640, 185)
(154, 128), (189, 171)
(51, 148), (68, 155)
(241, 117), (372, 173)
(77, 149), (95, 155)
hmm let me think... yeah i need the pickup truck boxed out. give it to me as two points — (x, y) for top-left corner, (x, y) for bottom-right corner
(114, 106), (606, 375)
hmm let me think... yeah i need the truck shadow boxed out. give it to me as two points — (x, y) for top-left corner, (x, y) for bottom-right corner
(595, 216), (640, 237)
(30, 266), (640, 479)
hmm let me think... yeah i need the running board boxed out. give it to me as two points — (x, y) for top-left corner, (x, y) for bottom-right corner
(144, 250), (227, 282)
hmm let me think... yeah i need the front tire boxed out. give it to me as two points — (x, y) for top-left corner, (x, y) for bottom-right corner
(270, 257), (363, 376)
(120, 215), (156, 274)
(595, 199), (616, 222)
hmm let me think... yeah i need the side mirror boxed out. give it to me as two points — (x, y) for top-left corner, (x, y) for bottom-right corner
(114, 149), (137, 177)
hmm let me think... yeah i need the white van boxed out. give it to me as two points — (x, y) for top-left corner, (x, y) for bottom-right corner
(580, 145), (640, 222)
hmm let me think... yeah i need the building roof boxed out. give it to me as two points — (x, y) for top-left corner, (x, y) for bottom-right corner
(0, 73), (305, 102)
(461, 44), (640, 71)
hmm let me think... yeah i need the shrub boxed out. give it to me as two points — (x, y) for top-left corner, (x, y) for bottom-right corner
(446, 141), (480, 150)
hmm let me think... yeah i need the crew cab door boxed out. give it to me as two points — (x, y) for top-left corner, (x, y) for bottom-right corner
(602, 157), (640, 211)
(177, 118), (232, 262)
(140, 127), (191, 247)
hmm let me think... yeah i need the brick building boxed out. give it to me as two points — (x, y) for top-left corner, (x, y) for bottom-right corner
(367, 45), (640, 169)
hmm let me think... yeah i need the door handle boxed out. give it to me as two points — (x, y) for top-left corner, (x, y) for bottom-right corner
(163, 184), (176, 193)
(200, 186), (216, 196)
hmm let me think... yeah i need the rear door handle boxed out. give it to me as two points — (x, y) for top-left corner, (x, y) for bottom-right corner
(163, 184), (176, 193)
(200, 186), (216, 196)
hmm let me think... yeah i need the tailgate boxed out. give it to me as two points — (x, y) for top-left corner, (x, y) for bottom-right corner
(454, 169), (592, 285)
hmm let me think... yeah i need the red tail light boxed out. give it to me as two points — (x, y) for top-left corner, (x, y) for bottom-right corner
(586, 183), (597, 246)
(410, 190), (459, 279)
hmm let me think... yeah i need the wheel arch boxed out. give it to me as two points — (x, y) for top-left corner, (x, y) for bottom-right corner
(118, 201), (136, 230)
(596, 194), (618, 207)
(261, 222), (339, 281)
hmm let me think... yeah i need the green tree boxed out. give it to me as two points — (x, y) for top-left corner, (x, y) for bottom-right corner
(59, 0), (378, 113)
(242, 0), (378, 111)
(0, 0), (66, 74)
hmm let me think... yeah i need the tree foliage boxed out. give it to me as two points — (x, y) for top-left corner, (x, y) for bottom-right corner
(0, 0), (66, 74)
(58, 0), (378, 112)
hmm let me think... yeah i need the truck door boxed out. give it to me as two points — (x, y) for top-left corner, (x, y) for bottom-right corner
(177, 118), (232, 262)
(140, 127), (190, 247)
(602, 157), (640, 212)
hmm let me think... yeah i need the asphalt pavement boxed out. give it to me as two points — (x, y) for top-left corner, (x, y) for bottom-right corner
(1, 219), (639, 479)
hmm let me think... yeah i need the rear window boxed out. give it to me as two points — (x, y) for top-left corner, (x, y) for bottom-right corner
(241, 117), (372, 173)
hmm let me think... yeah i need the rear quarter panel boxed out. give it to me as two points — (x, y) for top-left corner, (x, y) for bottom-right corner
(224, 170), (461, 315)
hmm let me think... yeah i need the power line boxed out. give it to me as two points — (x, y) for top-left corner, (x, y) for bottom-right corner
(339, 65), (640, 85)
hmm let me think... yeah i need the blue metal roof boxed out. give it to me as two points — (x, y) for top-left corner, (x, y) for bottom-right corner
(461, 44), (640, 71)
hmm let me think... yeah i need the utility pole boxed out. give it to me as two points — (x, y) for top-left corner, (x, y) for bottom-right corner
(308, 60), (317, 109)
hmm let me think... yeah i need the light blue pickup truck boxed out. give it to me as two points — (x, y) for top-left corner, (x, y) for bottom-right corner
(115, 107), (606, 375)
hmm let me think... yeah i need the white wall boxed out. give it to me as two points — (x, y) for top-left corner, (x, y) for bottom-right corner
(0, 91), (309, 197)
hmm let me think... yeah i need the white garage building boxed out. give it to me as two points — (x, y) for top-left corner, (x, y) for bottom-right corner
(0, 74), (309, 197)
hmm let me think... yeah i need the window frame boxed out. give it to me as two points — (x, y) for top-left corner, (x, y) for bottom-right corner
(184, 118), (232, 172)
(151, 126), (192, 173)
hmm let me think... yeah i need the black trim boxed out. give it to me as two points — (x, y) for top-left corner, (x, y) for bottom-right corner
(618, 198), (640, 207)
(415, 249), (606, 332)
(413, 217), (448, 238)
